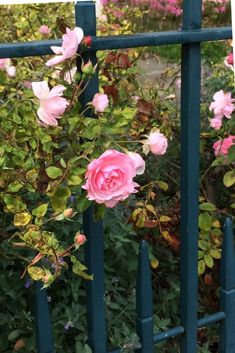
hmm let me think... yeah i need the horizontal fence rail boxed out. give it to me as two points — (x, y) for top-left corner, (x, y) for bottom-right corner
(0, 27), (232, 58)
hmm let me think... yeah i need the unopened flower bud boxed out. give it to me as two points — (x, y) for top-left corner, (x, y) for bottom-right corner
(83, 35), (92, 47)
(74, 233), (86, 246)
(63, 208), (74, 218)
(82, 60), (94, 76)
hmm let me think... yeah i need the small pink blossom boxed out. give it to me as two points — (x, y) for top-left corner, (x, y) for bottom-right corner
(224, 52), (234, 69)
(32, 81), (68, 126)
(213, 135), (235, 156)
(0, 58), (10, 70)
(92, 93), (109, 113)
(143, 130), (168, 155)
(6, 66), (16, 77)
(46, 27), (84, 67)
(23, 80), (32, 89)
(39, 25), (51, 35)
(83, 150), (139, 208)
(210, 117), (223, 130)
(209, 90), (235, 120)
(64, 66), (77, 84)
(127, 152), (145, 175)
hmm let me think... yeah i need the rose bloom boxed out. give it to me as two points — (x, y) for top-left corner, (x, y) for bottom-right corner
(6, 66), (16, 77)
(224, 52), (233, 67)
(92, 93), (109, 113)
(0, 58), (11, 70)
(213, 135), (235, 156)
(83, 150), (139, 208)
(143, 130), (168, 155)
(46, 27), (84, 67)
(210, 116), (222, 130)
(39, 25), (51, 35)
(209, 90), (235, 120)
(32, 81), (68, 126)
(127, 152), (145, 175)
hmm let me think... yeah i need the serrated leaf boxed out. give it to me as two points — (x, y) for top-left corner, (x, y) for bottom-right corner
(199, 212), (212, 231)
(210, 249), (221, 259)
(198, 260), (205, 275)
(199, 202), (216, 212)
(32, 204), (48, 218)
(204, 254), (214, 269)
(223, 171), (235, 187)
(46, 166), (63, 179)
(14, 212), (31, 227)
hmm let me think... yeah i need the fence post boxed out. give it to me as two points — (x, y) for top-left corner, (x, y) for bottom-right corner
(34, 282), (54, 353)
(219, 218), (235, 353)
(180, 0), (202, 352)
(75, 2), (107, 353)
(136, 241), (154, 353)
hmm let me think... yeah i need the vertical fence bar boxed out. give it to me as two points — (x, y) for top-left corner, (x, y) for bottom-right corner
(180, 0), (202, 352)
(136, 241), (153, 353)
(34, 282), (54, 353)
(75, 2), (107, 353)
(219, 218), (235, 353)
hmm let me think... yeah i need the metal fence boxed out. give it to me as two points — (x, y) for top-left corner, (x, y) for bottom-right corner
(0, 0), (235, 352)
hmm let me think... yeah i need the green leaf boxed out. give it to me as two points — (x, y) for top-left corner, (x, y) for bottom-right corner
(198, 260), (205, 275)
(68, 174), (82, 186)
(223, 171), (235, 187)
(32, 204), (48, 218)
(199, 212), (212, 231)
(156, 181), (168, 191)
(204, 254), (214, 269)
(46, 166), (63, 179)
(51, 186), (71, 212)
(199, 240), (209, 251)
(7, 181), (23, 193)
(8, 329), (25, 341)
(77, 193), (91, 213)
(199, 202), (216, 212)
(210, 249), (221, 259)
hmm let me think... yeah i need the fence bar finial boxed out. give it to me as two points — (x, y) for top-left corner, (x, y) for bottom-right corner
(219, 218), (235, 353)
(75, 2), (107, 353)
(136, 241), (154, 353)
(34, 282), (54, 353)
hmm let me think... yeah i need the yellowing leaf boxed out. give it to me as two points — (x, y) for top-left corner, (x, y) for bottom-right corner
(28, 266), (45, 281)
(151, 258), (159, 269)
(223, 171), (235, 187)
(46, 166), (63, 179)
(14, 212), (31, 227)
(32, 204), (48, 218)
(159, 215), (171, 222)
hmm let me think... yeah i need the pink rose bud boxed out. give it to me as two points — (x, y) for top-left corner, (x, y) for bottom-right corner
(63, 208), (74, 218)
(227, 52), (234, 65)
(210, 117), (222, 130)
(127, 152), (145, 175)
(46, 27), (84, 67)
(143, 130), (168, 155)
(82, 60), (94, 75)
(74, 233), (86, 245)
(92, 93), (109, 113)
(32, 81), (69, 126)
(39, 25), (51, 35)
(6, 66), (16, 77)
(82, 35), (92, 48)
(83, 149), (139, 208)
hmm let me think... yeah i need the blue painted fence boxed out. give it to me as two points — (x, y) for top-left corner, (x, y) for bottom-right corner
(0, 0), (235, 352)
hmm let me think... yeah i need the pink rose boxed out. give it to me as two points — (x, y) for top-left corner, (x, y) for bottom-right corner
(32, 81), (68, 126)
(92, 93), (109, 113)
(46, 27), (84, 67)
(210, 117), (222, 130)
(39, 25), (51, 35)
(213, 135), (235, 156)
(127, 152), (145, 175)
(209, 90), (235, 120)
(143, 130), (168, 155)
(83, 150), (139, 208)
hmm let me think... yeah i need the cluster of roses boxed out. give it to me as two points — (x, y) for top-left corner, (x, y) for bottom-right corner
(209, 51), (235, 157)
(22, 26), (168, 211)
